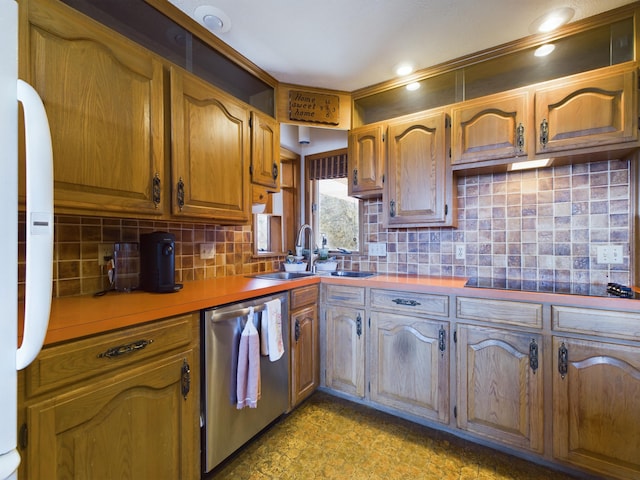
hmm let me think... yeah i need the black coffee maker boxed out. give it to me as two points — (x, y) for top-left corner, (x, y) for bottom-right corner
(140, 232), (183, 293)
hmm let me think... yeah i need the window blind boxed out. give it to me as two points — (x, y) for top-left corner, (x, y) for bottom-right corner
(307, 148), (348, 180)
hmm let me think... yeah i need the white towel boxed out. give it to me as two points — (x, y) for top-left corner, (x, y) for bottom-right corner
(265, 299), (284, 361)
(236, 307), (261, 409)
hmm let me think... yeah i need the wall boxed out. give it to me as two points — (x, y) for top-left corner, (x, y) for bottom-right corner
(343, 159), (632, 287)
(18, 216), (282, 299)
(20, 158), (631, 299)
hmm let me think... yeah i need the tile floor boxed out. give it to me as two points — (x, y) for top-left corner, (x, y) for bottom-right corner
(210, 391), (578, 480)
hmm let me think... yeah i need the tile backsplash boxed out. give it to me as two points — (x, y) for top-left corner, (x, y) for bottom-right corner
(349, 159), (631, 286)
(19, 159), (632, 299)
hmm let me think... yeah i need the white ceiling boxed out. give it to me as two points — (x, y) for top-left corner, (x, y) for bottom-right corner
(168, 0), (636, 92)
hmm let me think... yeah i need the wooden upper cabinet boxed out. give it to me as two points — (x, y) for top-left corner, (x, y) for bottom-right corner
(535, 64), (638, 155)
(348, 124), (385, 198)
(23, 0), (164, 216)
(451, 90), (529, 166)
(250, 111), (280, 191)
(384, 111), (453, 227)
(170, 67), (250, 224)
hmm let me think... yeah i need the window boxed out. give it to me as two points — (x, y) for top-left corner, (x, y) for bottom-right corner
(307, 149), (362, 253)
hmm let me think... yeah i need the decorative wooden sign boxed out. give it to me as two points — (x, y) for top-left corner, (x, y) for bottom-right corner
(288, 90), (340, 125)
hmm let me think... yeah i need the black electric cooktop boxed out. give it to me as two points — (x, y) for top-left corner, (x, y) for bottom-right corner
(464, 277), (637, 299)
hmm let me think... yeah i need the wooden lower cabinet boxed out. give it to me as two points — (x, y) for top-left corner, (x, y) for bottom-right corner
(19, 314), (200, 480)
(290, 285), (320, 407)
(369, 311), (449, 423)
(324, 304), (366, 398)
(552, 336), (640, 479)
(456, 324), (544, 453)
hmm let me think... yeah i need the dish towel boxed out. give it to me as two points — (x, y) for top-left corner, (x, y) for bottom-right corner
(236, 307), (261, 409)
(262, 298), (284, 361)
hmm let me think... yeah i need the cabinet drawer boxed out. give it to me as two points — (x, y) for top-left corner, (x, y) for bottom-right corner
(456, 297), (542, 328)
(290, 285), (319, 310)
(370, 289), (448, 317)
(323, 284), (365, 306)
(552, 305), (640, 341)
(26, 313), (197, 398)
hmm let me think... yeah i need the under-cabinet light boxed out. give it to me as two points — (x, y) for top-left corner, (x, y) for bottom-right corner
(509, 159), (551, 171)
(406, 82), (420, 91)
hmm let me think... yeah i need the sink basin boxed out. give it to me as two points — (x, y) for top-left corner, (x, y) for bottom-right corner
(330, 271), (377, 278)
(247, 272), (316, 280)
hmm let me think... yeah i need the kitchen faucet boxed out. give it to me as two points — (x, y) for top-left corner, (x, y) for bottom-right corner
(296, 224), (315, 272)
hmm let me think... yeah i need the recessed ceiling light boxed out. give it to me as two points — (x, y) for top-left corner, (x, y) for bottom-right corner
(194, 5), (231, 34)
(395, 63), (414, 76)
(534, 44), (555, 57)
(529, 7), (574, 34)
(406, 82), (420, 91)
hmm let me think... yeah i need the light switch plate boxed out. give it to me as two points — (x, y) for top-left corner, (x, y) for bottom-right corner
(368, 242), (387, 256)
(596, 245), (623, 264)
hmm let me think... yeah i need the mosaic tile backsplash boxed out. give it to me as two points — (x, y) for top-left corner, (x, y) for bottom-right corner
(20, 159), (631, 299)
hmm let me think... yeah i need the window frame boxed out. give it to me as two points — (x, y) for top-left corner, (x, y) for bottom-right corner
(305, 150), (363, 256)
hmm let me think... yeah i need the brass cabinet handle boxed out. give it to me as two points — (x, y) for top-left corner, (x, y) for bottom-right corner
(558, 342), (568, 378)
(177, 177), (185, 211)
(540, 118), (549, 147)
(181, 359), (191, 399)
(516, 123), (525, 153)
(392, 298), (421, 307)
(98, 339), (153, 359)
(529, 339), (539, 373)
(152, 172), (161, 208)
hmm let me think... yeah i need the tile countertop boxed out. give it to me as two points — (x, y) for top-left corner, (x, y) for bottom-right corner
(19, 273), (640, 346)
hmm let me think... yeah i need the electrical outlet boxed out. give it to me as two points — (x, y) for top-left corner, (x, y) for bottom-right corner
(200, 243), (216, 259)
(97, 243), (114, 266)
(455, 244), (465, 260)
(596, 245), (624, 264)
(368, 242), (387, 256)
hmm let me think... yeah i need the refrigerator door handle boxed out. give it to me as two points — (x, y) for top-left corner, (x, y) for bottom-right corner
(16, 79), (53, 370)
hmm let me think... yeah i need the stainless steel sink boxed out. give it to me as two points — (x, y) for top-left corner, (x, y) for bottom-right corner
(330, 271), (377, 278)
(247, 272), (316, 280)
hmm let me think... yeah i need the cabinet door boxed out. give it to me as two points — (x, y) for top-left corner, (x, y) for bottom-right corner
(291, 305), (319, 406)
(451, 90), (529, 165)
(325, 305), (366, 398)
(535, 65), (638, 155)
(348, 124), (385, 198)
(24, 0), (164, 215)
(457, 325), (543, 453)
(170, 67), (250, 223)
(250, 111), (280, 190)
(552, 337), (640, 479)
(384, 111), (452, 227)
(370, 311), (449, 423)
(25, 352), (198, 480)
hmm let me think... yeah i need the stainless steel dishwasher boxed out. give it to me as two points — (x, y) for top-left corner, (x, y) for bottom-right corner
(201, 292), (289, 473)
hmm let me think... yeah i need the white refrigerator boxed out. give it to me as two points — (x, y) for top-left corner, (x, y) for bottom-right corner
(0, 0), (54, 479)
